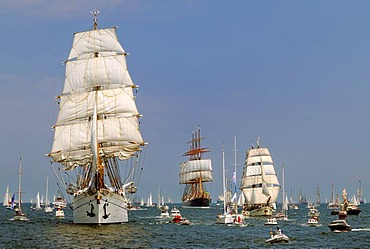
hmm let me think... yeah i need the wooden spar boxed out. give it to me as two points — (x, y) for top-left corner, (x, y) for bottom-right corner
(183, 127), (209, 158)
(199, 174), (203, 195)
(97, 143), (105, 189)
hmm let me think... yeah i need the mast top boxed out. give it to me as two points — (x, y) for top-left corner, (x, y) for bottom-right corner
(91, 9), (101, 30)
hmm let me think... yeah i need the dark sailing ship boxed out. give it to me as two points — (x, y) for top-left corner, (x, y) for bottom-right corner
(179, 128), (213, 208)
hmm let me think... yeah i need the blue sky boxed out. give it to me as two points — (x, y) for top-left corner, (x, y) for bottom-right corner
(1, 0), (370, 204)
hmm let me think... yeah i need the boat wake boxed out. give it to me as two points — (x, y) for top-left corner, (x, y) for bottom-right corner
(301, 223), (322, 227)
(352, 228), (370, 232)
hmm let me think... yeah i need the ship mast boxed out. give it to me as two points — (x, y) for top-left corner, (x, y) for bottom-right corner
(90, 10), (105, 190)
(183, 127), (209, 196)
(18, 155), (23, 213)
(91, 9), (100, 30)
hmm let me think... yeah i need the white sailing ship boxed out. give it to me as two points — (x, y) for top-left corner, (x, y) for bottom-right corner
(47, 10), (146, 224)
(240, 138), (280, 216)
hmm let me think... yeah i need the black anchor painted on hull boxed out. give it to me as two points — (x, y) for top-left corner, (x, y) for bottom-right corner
(86, 203), (95, 217)
(102, 202), (111, 219)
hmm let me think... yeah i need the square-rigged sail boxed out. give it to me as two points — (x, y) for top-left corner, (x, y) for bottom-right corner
(240, 144), (280, 205)
(50, 27), (144, 169)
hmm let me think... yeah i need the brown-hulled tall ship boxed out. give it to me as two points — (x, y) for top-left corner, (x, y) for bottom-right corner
(179, 128), (213, 208)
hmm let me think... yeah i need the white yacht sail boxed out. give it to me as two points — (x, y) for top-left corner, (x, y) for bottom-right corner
(3, 185), (10, 208)
(35, 192), (41, 210)
(44, 176), (53, 213)
(240, 139), (280, 216)
(47, 10), (146, 224)
(216, 144), (234, 224)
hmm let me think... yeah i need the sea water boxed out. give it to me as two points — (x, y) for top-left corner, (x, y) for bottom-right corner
(1, 203), (370, 248)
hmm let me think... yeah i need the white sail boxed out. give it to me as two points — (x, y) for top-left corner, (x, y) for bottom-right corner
(49, 27), (143, 169)
(260, 159), (270, 198)
(48, 11), (146, 224)
(147, 193), (153, 206)
(179, 159), (213, 184)
(3, 185), (10, 207)
(35, 192), (41, 210)
(237, 193), (245, 206)
(352, 194), (358, 206)
(240, 144), (280, 205)
(284, 195), (289, 215)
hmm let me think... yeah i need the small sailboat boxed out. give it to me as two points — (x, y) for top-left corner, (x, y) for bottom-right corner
(357, 180), (364, 204)
(229, 135), (245, 224)
(11, 156), (28, 221)
(146, 193), (154, 207)
(35, 192), (42, 210)
(274, 164), (288, 220)
(327, 183), (340, 209)
(44, 176), (53, 213)
(216, 145), (234, 224)
(3, 185), (12, 209)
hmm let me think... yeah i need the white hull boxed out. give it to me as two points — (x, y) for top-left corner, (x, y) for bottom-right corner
(265, 234), (290, 243)
(45, 206), (53, 213)
(216, 213), (234, 224)
(55, 209), (65, 218)
(72, 190), (128, 224)
(11, 213), (29, 221)
(244, 205), (273, 216)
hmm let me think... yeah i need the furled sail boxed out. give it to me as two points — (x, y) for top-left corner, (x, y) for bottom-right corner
(240, 146), (280, 205)
(179, 159), (213, 184)
(49, 27), (144, 169)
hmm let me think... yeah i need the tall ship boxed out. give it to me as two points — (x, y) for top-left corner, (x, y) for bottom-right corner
(240, 138), (280, 216)
(179, 128), (213, 208)
(48, 10), (146, 224)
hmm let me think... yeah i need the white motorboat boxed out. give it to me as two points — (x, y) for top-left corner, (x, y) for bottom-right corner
(328, 219), (352, 232)
(170, 207), (184, 223)
(308, 208), (320, 217)
(264, 217), (278, 226)
(55, 208), (65, 218)
(307, 217), (319, 226)
(266, 230), (290, 244)
(160, 205), (170, 218)
(170, 207), (181, 218)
